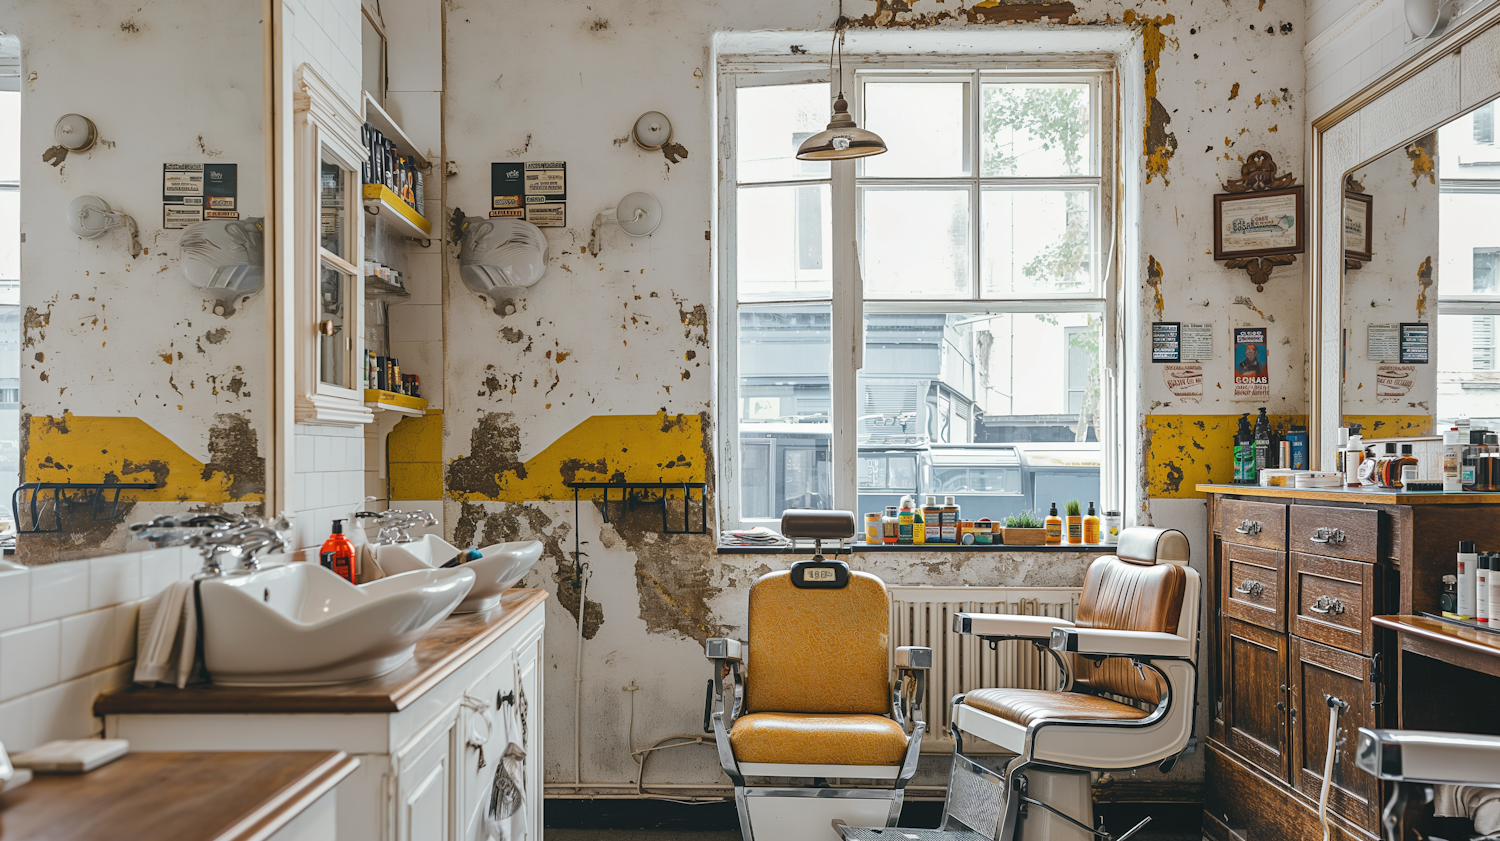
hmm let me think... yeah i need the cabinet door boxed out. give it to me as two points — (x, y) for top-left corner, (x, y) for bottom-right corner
(517, 629), (543, 841)
(1289, 635), (1378, 833)
(460, 651), (515, 841)
(1223, 617), (1289, 782)
(396, 715), (457, 841)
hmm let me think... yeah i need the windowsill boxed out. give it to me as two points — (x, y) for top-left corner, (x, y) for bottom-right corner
(716, 543), (1108, 555)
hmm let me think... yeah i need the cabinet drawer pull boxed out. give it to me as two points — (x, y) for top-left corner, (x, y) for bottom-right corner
(1234, 580), (1266, 597)
(1235, 520), (1263, 536)
(497, 689), (517, 708)
(1309, 595), (1346, 616)
(1310, 527), (1346, 545)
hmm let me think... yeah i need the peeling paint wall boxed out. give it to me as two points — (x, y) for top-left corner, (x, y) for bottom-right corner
(1341, 145), (1438, 424)
(5, 0), (269, 562)
(442, 0), (1304, 794)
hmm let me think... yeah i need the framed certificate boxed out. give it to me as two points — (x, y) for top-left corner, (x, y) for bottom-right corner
(1344, 190), (1373, 262)
(1213, 186), (1305, 260)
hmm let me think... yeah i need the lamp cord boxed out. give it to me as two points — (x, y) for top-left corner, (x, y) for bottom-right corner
(831, 0), (845, 99)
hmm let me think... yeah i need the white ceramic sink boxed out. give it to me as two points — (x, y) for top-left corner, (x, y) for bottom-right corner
(375, 535), (542, 613)
(198, 562), (475, 686)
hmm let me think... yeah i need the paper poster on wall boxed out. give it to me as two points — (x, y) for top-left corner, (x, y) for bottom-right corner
(523, 161), (566, 227)
(163, 163), (237, 228)
(1233, 327), (1270, 397)
(1181, 322), (1213, 362)
(1152, 322), (1181, 363)
(489, 162), (525, 219)
(1376, 364), (1416, 403)
(1400, 322), (1430, 364)
(1367, 323), (1399, 361)
(1163, 363), (1203, 403)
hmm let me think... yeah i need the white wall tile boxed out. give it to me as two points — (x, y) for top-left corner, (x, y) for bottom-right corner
(296, 433), (315, 470)
(0, 567), (28, 632)
(59, 609), (114, 682)
(89, 553), (141, 609)
(0, 622), (60, 701)
(112, 601), (140, 665)
(0, 695), (33, 753)
(139, 549), (181, 598)
(314, 437), (337, 472)
(292, 472), (307, 511)
(30, 562), (88, 623)
(92, 663), (133, 705)
(32, 674), (101, 745)
(389, 303), (443, 343)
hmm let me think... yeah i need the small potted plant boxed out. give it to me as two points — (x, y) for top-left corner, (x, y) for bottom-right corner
(1065, 499), (1083, 544)
(999, 510), (1047, 545)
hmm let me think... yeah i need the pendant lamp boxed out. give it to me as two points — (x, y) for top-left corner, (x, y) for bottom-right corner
(796, 2), (887, 161)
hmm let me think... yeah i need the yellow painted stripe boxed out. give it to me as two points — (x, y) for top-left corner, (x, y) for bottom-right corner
(362, 184), (432, 236)
(1144, 414), (1307, 499)
(389, 410), (443, 500)
(1340, 414), (1433, 438)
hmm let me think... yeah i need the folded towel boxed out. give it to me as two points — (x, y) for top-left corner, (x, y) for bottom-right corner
(1434, 784), (1500, 835)
(133, 581), (203, 688)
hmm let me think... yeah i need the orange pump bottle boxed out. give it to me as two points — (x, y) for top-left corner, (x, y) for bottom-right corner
(320, 519), (356, 583)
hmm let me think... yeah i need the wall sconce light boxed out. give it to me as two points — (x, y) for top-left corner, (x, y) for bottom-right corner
(588, 192), (662, 256)
(459, 217), (549, 315)
(1405, 0), (1457, 38)
(65, 195), (140, 257)
(180, 217), (266, 316)
(52, 114), (98, 152)
(632, 112), (673, 150)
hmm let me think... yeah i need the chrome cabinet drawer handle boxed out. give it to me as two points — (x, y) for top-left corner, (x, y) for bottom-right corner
(1310, 527), (1346, 545)
(1234, 580), (1266, 597)
(1235, 519), (1263, 535)
(1309, 595), (1346, 616)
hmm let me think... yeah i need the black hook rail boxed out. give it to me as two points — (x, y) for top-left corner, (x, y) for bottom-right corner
(12, 481), (162, 534)
(565, 481), (710, 589)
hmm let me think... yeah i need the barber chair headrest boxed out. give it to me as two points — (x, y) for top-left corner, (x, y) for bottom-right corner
(1115, 527), (1190, 566)
(780, 509), (856, 541)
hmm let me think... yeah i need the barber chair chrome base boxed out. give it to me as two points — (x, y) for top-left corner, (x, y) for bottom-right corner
(1358, 728), (1500, 841)
(709, 509), (932, 841)
(837, 527), (1198, 841)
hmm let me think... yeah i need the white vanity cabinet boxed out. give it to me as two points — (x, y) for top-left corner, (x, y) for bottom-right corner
(97, 590), (547, 841)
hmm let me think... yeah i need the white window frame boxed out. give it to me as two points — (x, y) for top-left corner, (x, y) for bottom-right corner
(716, 56), (1120, 532)
(292, 64), (372, 427)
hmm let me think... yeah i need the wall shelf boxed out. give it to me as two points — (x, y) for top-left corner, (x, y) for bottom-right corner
(362, 92), (430, 170)
(362, 184), (431, 239)
(364, 276), (411, 299)
(364, 389), (428, 417)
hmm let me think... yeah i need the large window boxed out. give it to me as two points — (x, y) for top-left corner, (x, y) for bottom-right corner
(1439, 108), (1500, 428)
(720, 62), (1114, 531)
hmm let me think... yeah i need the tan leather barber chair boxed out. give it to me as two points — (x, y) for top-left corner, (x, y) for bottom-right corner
(705, 509), (930, 841)
(838, 527), (1198, 841)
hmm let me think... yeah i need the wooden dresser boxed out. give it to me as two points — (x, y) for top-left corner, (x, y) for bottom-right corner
(1199, 484), (1500, 841)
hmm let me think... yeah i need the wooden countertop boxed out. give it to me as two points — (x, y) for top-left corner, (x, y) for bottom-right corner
(96, 588), (547, 715)
(1197, 483), (1500, 504)
(0, 750), (356, 841)
(1372, 614), (1500, 659)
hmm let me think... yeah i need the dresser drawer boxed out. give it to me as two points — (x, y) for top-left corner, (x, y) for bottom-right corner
(1223, 543), (1286, 631)
(1290, 552), (1376, 656)
(1217, 499), (1286, 550)
(1288, 505), (1381, 562)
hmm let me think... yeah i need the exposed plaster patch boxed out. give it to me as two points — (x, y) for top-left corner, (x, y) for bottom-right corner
(196, 135), (223, 157)
(1228, 82), (1239, 100)
(1145, 256), (1165, 320)
(452, 501), (602, 639)
(1233, 296), (1275, 322)
(203, 327), (229, 345)
(446, 412), (528, 498)
(1416, 256), (1434, 320)
(506, 134), (533, 157)
(23, 300), (54, 350)
(1124, 11), (1178, 185)
(1406, 133), (1437, 188)
(201, 413), (265, 499)
(500, 326), (525, 343)
(674, 296), (709, 347)
(41, 146), (68, 167)
(661, 142), (689, 164)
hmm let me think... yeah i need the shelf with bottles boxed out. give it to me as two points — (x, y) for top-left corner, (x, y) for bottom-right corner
(364, 388), (428, 417)
(361, 93), (430, 242)
(362, 184), (430, 241)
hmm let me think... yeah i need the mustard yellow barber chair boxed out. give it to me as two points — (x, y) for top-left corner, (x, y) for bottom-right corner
(706, 510), (930, 841)
(836, 527), (1198, 841)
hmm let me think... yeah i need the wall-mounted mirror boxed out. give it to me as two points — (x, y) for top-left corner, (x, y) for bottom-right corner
(1340, 97), (1500, 444)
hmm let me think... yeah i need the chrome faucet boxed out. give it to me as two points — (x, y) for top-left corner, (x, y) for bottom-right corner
(130, 513), (291, 577)
(129, 512), (248, 549)
(371, 509), (437, 545)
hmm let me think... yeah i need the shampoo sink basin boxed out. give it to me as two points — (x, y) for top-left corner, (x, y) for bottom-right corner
(199, 562), (475, 686)
(375, 536), (542, 613)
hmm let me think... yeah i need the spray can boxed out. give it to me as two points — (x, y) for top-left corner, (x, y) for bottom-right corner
(1458, 541), (1478, 619)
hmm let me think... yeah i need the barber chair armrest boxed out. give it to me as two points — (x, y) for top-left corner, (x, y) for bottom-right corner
(1049, 627), (1192, 660)
(705, 637), (743, 661)
(953, 612), (1075, 639)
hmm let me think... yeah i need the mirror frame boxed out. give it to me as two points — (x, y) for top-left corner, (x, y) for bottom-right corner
(1310, 4), (1500, 469)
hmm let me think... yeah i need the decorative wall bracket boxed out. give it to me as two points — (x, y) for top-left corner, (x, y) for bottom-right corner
(1213, 151), (1305, 292)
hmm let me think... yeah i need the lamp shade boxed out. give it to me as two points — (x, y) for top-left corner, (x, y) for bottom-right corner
(795, 95), (887, 161)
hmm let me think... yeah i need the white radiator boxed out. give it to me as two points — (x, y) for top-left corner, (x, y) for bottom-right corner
(889, 586), (1082, 753)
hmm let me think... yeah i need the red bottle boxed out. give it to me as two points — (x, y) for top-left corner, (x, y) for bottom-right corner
(319, 519), (356, 583)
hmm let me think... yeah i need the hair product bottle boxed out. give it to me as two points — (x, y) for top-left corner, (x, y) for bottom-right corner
(1458, 541), (1478, 619)
(1252, 408), (1271, 482)
(1044, 502), (1063, 546)
(1083, 502), (1100, 544)
(897, 496), (914, 545)
(942, 495), (960, 544)
(320, 520), (356, 584)
(1234, 414), (1253, 484)
(912, 502), (926, 545)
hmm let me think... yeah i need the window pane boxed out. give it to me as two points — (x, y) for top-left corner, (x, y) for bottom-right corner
(320, 156), (347, 259)
(1439, 190), (1500, 296)
(860, 187), (971, 298)
(857, 310), (1100, 521)
(1438, 313), (1500, 427)
(319, 263), (352, 388)
(738, 305), (832, 518)
(861, 80), (970, 178)
(737, 184), (832, 300)
(981, 189), (1093, 296)
(981, 82), (1092, 177)
(736, 83), (831, 184)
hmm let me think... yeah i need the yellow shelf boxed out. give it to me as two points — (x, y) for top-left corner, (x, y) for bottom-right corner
(362, 184), (431, 239)
(364, 389), (429, 417)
